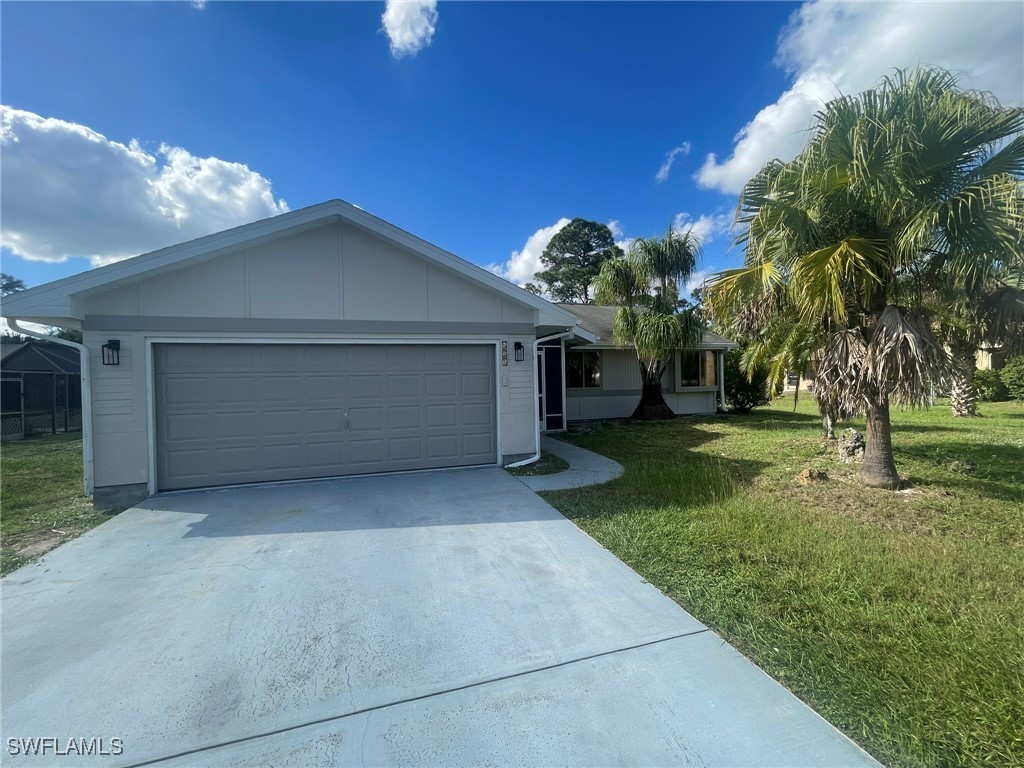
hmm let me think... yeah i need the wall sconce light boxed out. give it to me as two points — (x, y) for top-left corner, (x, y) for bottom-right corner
(514, 341), (525, 362)
(101, 339), (121, 366)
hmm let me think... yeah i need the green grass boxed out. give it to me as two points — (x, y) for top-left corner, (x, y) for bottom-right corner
(544, 398), (1024, 768)
(505, 450), (570, 477)
(1, 433), (112, 575)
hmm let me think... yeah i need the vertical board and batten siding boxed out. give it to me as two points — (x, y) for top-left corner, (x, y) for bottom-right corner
(80, 220), (543, 491)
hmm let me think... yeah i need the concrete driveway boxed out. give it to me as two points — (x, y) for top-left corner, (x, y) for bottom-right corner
(2, 468), (875, 767)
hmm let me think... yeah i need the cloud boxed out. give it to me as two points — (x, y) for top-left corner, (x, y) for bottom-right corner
(655, 141), (691, 183)
(381, 0), (438, 58)
(672, 212), (731, 245)
(489, 218), (571, 286)
(696, 0), (1024, 193)
(684, 269), (710, 297)
(1, 106), (288, 267)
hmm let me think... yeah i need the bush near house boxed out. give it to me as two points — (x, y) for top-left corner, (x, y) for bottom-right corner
(722, 348), (771, 413)
(974, 369), (1009, 402)
(1000, 356), (1024, 401)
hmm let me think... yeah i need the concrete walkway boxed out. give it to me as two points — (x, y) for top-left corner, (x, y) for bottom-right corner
(515, 435), (624, 491)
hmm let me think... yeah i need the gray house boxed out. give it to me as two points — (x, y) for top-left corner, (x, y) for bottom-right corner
(2, 200), (734, 507)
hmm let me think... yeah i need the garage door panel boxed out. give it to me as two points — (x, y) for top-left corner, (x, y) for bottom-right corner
(306, 408), (345, 433)
(462, 402), (493, 427)
(388, 405), (421, 429)
(349, 374), (384, 399)
(348, 406), (383, 431)
(308, 440), (346, 468)
(425, 373), (458, 397)
(155, 344), (496, 490)
(348, 439), (384, 465)
(304, 375), (345, 401)
(427, 435), (459, 459)
(463, 432), (495, 458)
(425, 404), (458, 428)
(262, 443), (304, 471)
(387, 374), (421, 398)
(262, 410), (304, 437)
(461, 373), (492, 396)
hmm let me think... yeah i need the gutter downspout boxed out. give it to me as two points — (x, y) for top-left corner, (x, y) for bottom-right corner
(8, 319), (94, 495)
(717, 350), (728, 412)
(506, 328), (575, 469)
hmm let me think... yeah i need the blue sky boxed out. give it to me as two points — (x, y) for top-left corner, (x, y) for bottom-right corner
(2, 1), (1021, 296)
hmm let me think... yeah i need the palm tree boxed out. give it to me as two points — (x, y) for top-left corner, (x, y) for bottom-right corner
(707, 68), (1023, 489)
(594, 228), (703, 419)
(933, 271), (1024, 417)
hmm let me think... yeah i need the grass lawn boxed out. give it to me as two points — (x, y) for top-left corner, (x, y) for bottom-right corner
(505, 450), (570, 477)
(544, 398), (1023, 768)
(1, 433), (113, 575)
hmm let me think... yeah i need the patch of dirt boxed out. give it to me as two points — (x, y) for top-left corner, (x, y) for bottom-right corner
(10, 530), (72, 559)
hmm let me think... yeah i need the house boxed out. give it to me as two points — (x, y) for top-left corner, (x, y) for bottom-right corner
(2, 200), (733, 508)
(552, 304), (735, 422)
(1, 340), (82, 440)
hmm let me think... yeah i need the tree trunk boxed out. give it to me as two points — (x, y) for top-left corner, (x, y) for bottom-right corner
(821, 409), (836, 441)
(631, 366), (675, 420)
(949, 342), (977, 417)
(859, 396), (901, 489)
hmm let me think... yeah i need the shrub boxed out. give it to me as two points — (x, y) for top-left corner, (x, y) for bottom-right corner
(999, 356), (1024, 402)
(974, 369), (1009, 402)
(723, 348), (771, 413)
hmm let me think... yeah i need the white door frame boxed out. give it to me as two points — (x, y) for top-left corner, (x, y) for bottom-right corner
(145, 336), (503, 495)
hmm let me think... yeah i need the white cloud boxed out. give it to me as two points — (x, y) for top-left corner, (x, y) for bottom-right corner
(489, 218), (571, 286)
(1, 106), (288, 267)
(684, 269), (710, 297)
(672, 212), (731, 245)
(607, 219), (624, 240)
(381, 0), (438, 58)
(655, 141), (691, 183)
(696, 0), (1024, 193)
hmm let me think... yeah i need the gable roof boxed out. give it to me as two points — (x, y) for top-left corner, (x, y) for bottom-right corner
(0, 341), (80, 374)
(1, 200), (582, 330)
(557, 303), (737, 349)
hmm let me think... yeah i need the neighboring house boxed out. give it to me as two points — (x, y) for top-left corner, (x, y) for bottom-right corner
(2, 200), (733, 507)
(782, 366), (815, 394)
(1, 341), (82, 440)
(976, 342), (1008, 371)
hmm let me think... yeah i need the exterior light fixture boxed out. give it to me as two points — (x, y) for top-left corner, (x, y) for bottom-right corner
(514, 341), (525, 362)
(101, 340), (121, 366)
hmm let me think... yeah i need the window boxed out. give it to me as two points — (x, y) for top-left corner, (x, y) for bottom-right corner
(566, 350), (601, 389)
(677, 351), (717, 388)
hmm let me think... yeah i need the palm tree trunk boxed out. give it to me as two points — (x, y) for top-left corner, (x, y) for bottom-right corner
(631, 364), (675, 420)
(859, 396), (901, 489)
(821, 409), (837, 440)
(949, 342), (977, 417)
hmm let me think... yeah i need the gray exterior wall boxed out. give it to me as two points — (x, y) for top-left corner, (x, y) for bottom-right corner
(565, 348), (718, 420)
(80, 220), (540, 492)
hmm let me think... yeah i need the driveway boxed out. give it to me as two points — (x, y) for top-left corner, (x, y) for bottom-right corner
(2, 469), (875, 767)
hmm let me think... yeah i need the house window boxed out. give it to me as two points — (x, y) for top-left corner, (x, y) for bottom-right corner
(677, 351), (717, 388)
(566, 350), (601, 389)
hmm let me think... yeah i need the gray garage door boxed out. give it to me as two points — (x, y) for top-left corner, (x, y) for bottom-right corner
(154, 343), (496, 491)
